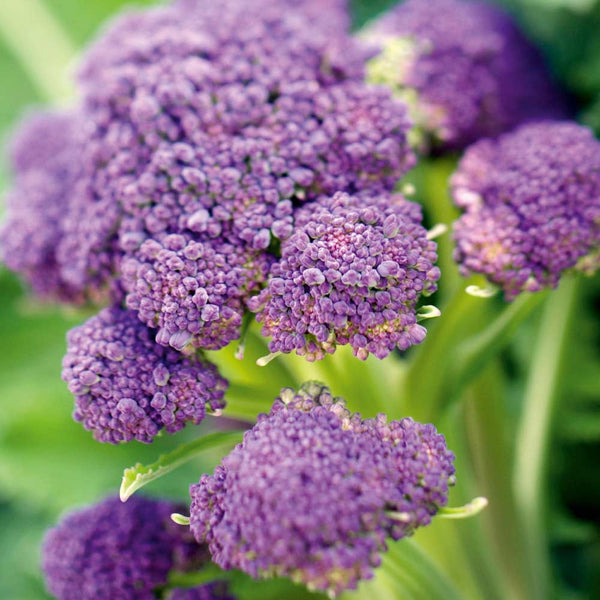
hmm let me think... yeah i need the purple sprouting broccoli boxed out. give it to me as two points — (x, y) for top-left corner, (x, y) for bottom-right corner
(58, 0), (413, 351)
(452, 121), (600, 299)
(189, 383), (455, 596)
(0, 110), (119, 303)
(122, 233), (273, 352)
(78, 0), (365, 138)
(363, 0), (568, 150)
(42, 495), (207, 600)
(76, 0), (411, 248)
(62, 305), (228, 443)
(249, 192), (440, 360)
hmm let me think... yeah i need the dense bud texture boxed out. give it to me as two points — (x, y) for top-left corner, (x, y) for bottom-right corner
(2, 0), (416, 358)
(42, 496), (205, 600)
(76, 0), (412, 252)
(364, 0), (568, 149)
(189, 383), (455, 595)
(114, 76), (413, 251)
(122, 233), (272, 351)
(452, 121), (600, 299)
(74, 0), (367, 239)
(249, 192), (439, 360)
(62, 306), (227, 443)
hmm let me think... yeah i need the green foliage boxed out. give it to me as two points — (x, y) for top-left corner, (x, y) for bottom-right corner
(120, 430), (244, 501)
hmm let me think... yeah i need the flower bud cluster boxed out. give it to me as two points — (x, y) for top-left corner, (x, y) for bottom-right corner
(190, 383), (455, 595)
(42, 495), (209, 600)
(2, 0), (422, 370)
(452, 121), (600, 298)
(62, 306), (227, 443)
(250, 192), (439, 359)
(122, 233), (273, 352)
(363, 0), (568, 149)
(0, 111), (118, 302)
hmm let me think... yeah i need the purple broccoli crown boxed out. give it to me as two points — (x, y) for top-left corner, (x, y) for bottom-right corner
(364, 0), (568, 149)
(452, 120), (600, 299)
(62, 305), (228, 443)
(74, 0), (369, 238)
(189, 383), (455, 596)
(76, 0), (411, 251)
(249, 191), (439, 360)
(42, 495), (205, 600)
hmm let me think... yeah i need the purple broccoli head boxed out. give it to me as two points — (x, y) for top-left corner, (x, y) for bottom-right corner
(62, 305), (228, 443)
(452, 120), (600, 299)
(364, 0), (569, 150)
(189, 383), (455, 596)
(42, 495), (206, 600)
(249, 192), (439, 360)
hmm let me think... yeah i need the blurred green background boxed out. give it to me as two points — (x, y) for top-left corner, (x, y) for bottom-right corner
(1, 1), (600, 598)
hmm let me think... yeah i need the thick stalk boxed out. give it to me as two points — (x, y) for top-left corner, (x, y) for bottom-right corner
(465, 362), (537, 600)
(513, 276), (579, 599)
(452, 290), (547, 391)
(403, 283), (489, 423)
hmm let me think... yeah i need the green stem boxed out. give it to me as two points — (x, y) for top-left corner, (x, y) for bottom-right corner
(404, 281), (490, 423)
(405, 283), (543, 423)
(452, 290), (547, 390)
(437, 496), (488, 519)
(406, 157), (461, 300)
(345, 538), (464, 600)
(513, 276), (579, 599)
(413, 406), (506, 600)
(465, 362), (537, 600)
(388, 539), (464, 600)
(222, 382), (278, 422)
(0, 0), (76, 104)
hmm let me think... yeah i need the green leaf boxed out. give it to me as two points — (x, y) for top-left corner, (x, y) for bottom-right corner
(120, 430), (244, 501)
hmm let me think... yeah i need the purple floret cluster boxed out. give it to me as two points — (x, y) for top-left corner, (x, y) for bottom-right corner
(363, 0), (568, 149)
(189, 383), (455, 595)
(62, 306), (227, 443)
(42, 495), (208, 600)
(452, 121), (600, 299)
(1, 0), (446, 448)
(249, 192), (439, 360)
